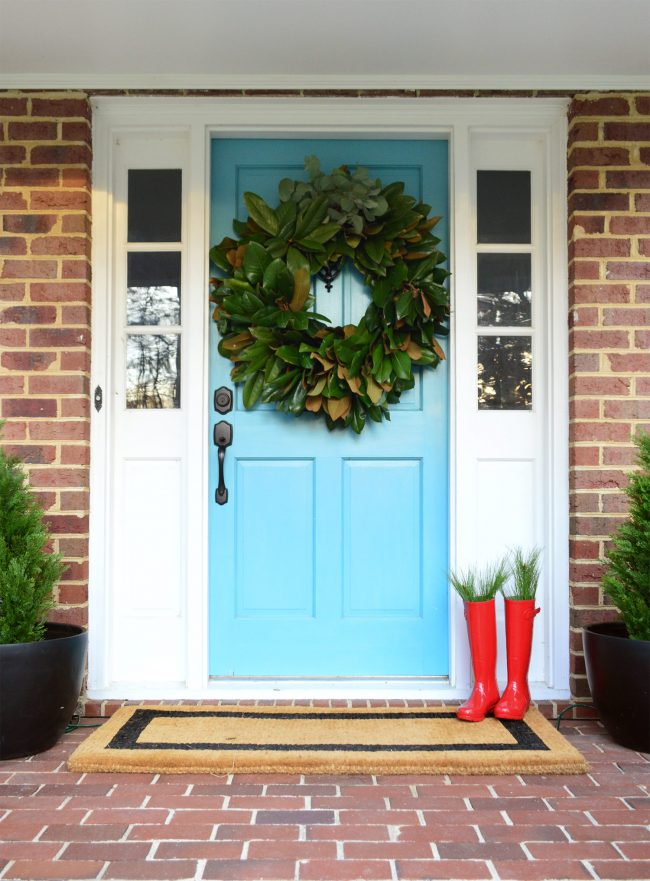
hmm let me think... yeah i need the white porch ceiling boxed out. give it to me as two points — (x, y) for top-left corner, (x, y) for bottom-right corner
(0, 0), (649, 90)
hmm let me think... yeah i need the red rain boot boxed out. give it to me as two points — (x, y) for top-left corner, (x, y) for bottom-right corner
(456, 599), (500, 722)
(493, 599), (540, 720)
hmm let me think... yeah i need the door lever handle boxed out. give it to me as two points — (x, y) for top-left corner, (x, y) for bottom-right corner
(213, 420), (233, 505)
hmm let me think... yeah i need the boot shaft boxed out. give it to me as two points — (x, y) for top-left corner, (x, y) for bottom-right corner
(503, 599), (540, 672)
(464, 598), (497, 674)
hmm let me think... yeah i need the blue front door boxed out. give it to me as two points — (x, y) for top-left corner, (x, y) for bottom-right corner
(209, 138), (449, 677)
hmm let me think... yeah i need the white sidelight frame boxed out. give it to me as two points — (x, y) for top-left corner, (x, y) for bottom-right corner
(89, 97), (569, 700)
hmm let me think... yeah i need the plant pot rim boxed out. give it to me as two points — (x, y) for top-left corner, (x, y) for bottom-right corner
(584, 621), (640, 641)
(0, 621), (87, 651)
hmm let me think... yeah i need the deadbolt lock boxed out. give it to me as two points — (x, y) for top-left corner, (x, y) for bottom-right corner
(214, 386), (233, 414)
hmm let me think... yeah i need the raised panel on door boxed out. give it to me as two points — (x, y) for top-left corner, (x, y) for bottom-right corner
(209, 138), (449, 677)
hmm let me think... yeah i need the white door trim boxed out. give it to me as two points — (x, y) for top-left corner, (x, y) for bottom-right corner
(89, 97), (569, 700)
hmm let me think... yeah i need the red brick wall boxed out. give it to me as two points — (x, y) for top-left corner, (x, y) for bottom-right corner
(0, 91), (92, 627)
(568, 92), (650, 698)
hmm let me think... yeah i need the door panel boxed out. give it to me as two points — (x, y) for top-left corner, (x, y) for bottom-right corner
(209, 138), (448, 677)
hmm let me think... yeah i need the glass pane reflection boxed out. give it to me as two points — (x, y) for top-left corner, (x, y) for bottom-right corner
(477, 171), (531, 244)
(127, 252), (181, 326)
(478, 335), (532, 410)
(126, 334), (180, 409)
(128, 169), (182, 243)
(478, 253), (531, 327)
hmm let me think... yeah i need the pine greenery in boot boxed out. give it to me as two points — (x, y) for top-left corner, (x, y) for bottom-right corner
(602, 431), (650, 641)
(449, 560), (509, 602)
(503, 547), (541, 600)
(0, 441), (63, 644)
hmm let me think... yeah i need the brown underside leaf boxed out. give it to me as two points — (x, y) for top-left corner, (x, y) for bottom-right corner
(365, 376), (383, 404)
(346, 374), (362, 394)
(226, 244), (246, 268)
(289, 267), (311, 312)
(312, 353), (334, 370)
(308, 376), (327, 396)
(406, 340), (422, 360)
(327, 396), (352, 421)
(433, 339), (446, 361)
(305, 395), (323, 412)
(220, 332), (253, 352)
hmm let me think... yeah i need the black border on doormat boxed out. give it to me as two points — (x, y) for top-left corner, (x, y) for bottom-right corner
(106, 708), (549, 753)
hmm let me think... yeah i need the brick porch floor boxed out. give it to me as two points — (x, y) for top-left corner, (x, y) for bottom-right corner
(0, 708), (648, 881)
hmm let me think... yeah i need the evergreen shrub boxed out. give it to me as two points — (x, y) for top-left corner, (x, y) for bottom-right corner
(0, 440), (63, 644)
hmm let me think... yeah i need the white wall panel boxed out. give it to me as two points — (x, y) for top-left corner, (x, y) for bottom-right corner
(119, 459), (183, 615)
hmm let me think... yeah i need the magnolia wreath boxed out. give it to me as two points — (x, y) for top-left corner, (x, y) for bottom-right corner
(210, 156), (449, 433)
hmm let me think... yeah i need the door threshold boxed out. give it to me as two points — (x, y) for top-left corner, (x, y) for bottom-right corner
(86, 681), (571, 701)
(206, 677), (466, 701)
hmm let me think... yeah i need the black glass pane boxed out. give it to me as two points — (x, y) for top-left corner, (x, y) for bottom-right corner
(127, 252), (181, 326)
(126, 334), (180, 409)
(128, 169), (182, 242)
(477, 171), (531, 244)
(478, 335), (532, 410)
(477, 253), (531, 327)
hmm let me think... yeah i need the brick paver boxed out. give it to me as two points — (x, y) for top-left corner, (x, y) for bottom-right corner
(0, 712), (648, 881)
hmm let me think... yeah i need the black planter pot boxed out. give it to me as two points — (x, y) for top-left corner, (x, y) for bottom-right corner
(0, 623), (88, 760)
(583, 622), (650, 753)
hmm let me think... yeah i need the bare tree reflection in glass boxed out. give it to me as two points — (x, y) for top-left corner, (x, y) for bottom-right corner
(126, 334), (180, 409)
(127, 284), (180, 327)
(478, 336), (532, 410)
(126, 251), (181, 327)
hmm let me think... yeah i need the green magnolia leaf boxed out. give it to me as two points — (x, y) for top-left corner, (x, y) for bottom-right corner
(210, 244), (232, 273)
(381, 181), (405, 201)
(278, 178), (295, 201)
(364, 238), (385, 265)
(244, 192), (279, 236)
(396, 289), (413, 320)
(350, 404), (366, 434)
(349, 349), (365, 377)
(288, 381), (308, 414)
(371, 278), (391, 307)
(296, 238), (326, 253)
(232, 219), (249, 237)
(295, 195), (329, 239)
(243, 241), (272, 286)
(264, 355), (283, 383)
(276, 200), (297, 237)
(286, 246), (310, 278)
(371, 342), (384, 375)
(276, 346), (310, 368)
(388, 261), (408, 288)
(379, 356), (393, 384)
(242, 371), (264, 409)
(392, 349), (412, 380)
(308, 222), (341, 244)
(263, 259), (294, 298)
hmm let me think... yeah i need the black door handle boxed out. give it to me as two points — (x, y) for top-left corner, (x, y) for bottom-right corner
(214, 420), (233, 505)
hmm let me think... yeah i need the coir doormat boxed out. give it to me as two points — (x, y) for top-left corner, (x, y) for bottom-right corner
(68, 705), (588, 775)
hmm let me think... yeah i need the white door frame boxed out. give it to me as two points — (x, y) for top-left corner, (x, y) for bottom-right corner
(89, 97), (570, 700)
